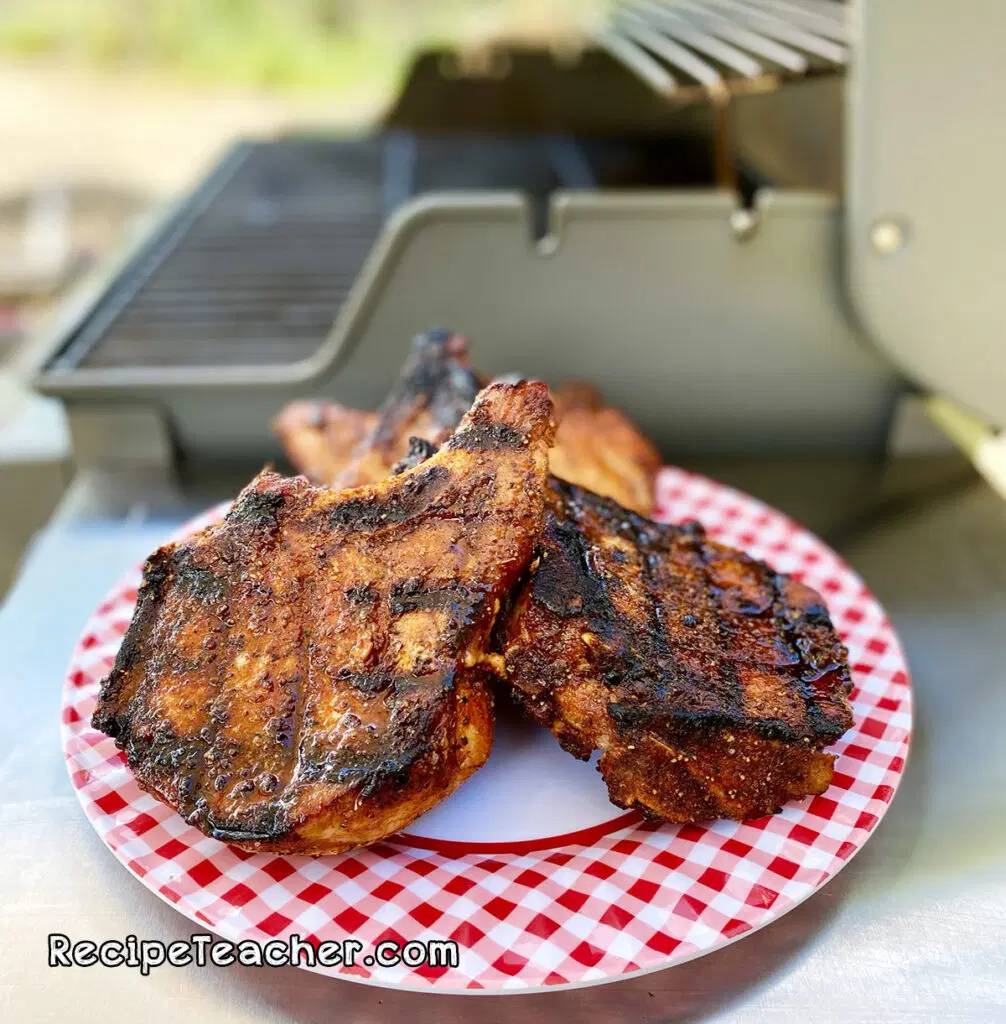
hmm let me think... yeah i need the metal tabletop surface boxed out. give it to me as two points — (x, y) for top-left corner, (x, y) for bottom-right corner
(2, 463), (1004, 1023)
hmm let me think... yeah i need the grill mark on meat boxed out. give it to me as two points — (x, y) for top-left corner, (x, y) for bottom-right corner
(328, 464), (450, 530)
(270, 571), (312, 839)
(388, 579), (483, 628)
(298, 701), (437, 793)
(546, 486), (686, 725)
(284, 571), (312, 774)
(227, 488), (285, 530)
(448, 423), (526, 452)
(690, 534), (747, 732)
(626, 532), (678, 722)
(187, 554), (248, 834)
(295, 671), (454, 795)
(504, 480), (853, 743)
(303, 743), (425, 789)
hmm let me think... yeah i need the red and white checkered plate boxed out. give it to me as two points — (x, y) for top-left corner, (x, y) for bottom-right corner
(61, 467), (911, 993)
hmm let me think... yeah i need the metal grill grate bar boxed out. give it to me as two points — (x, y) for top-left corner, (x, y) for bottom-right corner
(599, 0), (847, 99)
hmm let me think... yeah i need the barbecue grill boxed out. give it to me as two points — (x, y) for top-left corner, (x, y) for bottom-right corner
(31, 0), (1006, 480)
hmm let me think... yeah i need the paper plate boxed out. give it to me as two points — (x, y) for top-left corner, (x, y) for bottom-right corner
(62, 467), (912, 993)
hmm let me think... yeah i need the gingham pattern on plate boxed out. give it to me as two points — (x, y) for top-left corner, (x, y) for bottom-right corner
(61, 467), (912, 993)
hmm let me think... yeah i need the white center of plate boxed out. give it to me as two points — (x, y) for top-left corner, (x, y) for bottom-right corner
(403, 701), (620, 843)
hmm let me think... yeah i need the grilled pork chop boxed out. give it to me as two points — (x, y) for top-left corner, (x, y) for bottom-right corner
(500, 480), (853, 822)
(92, 381), (555, 854)
(550, 382), (661, 515)
(271, 401), (376, 486)
(273, 327), (481, 489)
(274, 331), (659, 512)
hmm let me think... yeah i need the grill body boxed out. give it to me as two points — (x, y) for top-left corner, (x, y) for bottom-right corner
(36, 43), (899, 467)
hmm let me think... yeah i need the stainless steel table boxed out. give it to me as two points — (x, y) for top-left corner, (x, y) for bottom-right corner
(2, 464), (1004, 1023)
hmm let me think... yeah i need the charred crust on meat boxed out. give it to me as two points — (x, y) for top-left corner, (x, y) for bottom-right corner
(108, 554), (169, 672)
(302, 746), (422, 791)
(296, 692), (448, 794)
(392, 435), (439, 474)
(206, 801), (291, 843)
(388, 579), (483, 627)
(173, 548), (226, 604)
(371, 328), (480, 449)
(607, 702), (651, 728)
(449, 422), (526, 452)
(532, 517), (609, 621)
(91, 548), (175, 733)
(345, 583), (377, 605)
(338, 668), (399, 695)
(394, 666), (456, 697)
(607, 699), (806, 745)
(209, 820), (287, 843)
(329, 465), (449, 530)
(272, 328), (482, 489)
(227, 487), (285, 529)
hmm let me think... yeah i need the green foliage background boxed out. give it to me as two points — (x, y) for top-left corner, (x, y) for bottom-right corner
(0, 0), (594, 95)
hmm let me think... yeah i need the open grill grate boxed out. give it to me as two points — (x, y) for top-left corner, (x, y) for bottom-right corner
(45, 130), (722, 374)
(52, 139), (387, 371)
